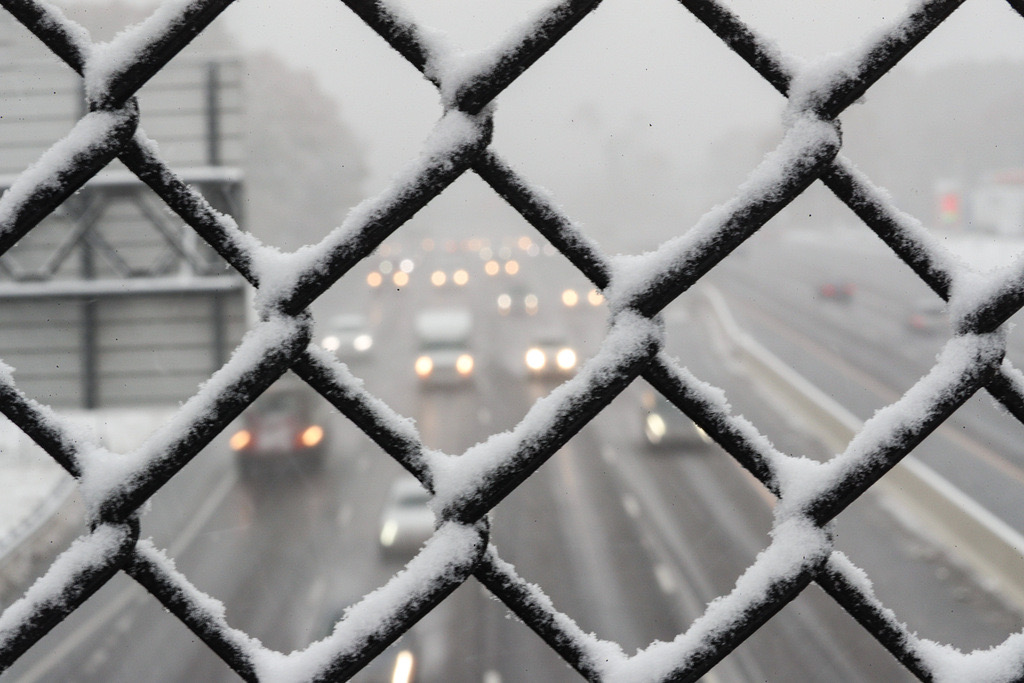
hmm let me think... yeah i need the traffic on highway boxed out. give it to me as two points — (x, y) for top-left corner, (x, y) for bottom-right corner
(3, 0), (1024, 678)
(5, 226), (1022, 682)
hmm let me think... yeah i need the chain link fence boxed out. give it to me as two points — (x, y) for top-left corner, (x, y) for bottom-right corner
(1, 0), (1024, 680)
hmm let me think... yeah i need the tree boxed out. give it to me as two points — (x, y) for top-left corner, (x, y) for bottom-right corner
(242, 51), (367, 251)
(56, 2), (367, 252)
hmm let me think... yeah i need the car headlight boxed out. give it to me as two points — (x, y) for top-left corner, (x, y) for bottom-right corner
(556, 348), (577, 371)
(646, 413), (666, 441)
(456, 354), (474, 375)
(353, 334), (373, 352)
(322, 335), (341, 352)
(695, 425), (712, 444)
(380, 520), (398, 547)
(391, 650), (415, 683)
(229, 429), (252, 451)
(415, 356), (433, 377)
(525, 347), (546, 371)
(299, 425), (324, 448)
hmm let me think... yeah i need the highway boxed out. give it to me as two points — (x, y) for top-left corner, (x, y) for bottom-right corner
(711, 227), (1024, 540)
(4, 229), (1022, 681)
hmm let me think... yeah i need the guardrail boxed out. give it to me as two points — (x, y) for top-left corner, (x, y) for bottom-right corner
(704, 285), (1024, 612)
(0, 408), (177, 606)
(0, 477), (79, 604)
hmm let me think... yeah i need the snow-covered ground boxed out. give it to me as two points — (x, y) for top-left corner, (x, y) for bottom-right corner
(0, 408), (177, 559)
(0, 452), (68, 555)
(785, 225), (1024, 273)
(943, 233), (1024, 273)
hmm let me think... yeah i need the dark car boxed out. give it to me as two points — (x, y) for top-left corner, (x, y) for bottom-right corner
(818, 281), (855, 302)
(907, 297), (948, 334)
(641, 389), (712, 450)
(230, 379), (328, 475)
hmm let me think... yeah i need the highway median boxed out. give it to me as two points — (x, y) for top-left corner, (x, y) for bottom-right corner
(703, 284), (1024, 614)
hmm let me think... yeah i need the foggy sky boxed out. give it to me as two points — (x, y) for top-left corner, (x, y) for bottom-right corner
(217, 0), (1024, 190)
(58, 0), (1024, 247)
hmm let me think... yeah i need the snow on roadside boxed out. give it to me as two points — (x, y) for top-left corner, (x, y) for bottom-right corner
(0, 407), (178, 553)
(0, 419), (75, 553)
(938, 233), (1024, 274)
(783, 226), (1024, 275)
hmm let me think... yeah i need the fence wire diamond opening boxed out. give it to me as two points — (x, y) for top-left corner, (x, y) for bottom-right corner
(1, 0), (1024, 680)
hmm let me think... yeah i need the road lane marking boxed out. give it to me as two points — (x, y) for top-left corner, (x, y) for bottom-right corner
(337, 503), (354, 528)
(299, 575), (330, 643)
(18, 469), (237, 683)
(621, 494), (641, 519)
(84, 647), (109, 675)
(733, 293), (1024, 491)
(654, 563), (677, 594)
(308, 576), (327, 612)
(602, 434), (766, 682)
(551, 444), (633, 645)
(169, 470), (238, 555)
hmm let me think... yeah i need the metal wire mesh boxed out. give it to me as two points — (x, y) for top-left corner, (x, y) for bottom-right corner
(0, 0), (1023, 680)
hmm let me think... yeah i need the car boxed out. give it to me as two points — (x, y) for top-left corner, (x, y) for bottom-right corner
(817, 281), (855, 302)
(524, 336), (578, 378)
(229, 379), (328, 475)
(907, 297), (948, 334)
(641, 389), (712, 450)
(497, 285), (538, 316)
(413, 308), (475, 386)
(320, 313), (374, 359)
(378, 477), (435, 561)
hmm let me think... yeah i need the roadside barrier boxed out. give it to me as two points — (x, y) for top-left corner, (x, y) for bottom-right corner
(705, 285), (1024, 613)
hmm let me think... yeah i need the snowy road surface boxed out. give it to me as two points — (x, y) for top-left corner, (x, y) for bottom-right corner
(3, 230), (1022, 680)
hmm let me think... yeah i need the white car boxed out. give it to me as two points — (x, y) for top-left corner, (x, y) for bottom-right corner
(641, 389), (712, 450)
(321, 313), (373, 359)
(524, 336), (578, 378)
(379, 477), (435, 561)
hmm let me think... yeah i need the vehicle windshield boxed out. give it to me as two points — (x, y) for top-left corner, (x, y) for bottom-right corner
(253, 392), (304, 415)
(394, 489), (430, 508)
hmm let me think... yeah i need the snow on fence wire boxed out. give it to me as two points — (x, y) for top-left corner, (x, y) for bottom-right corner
(1, 0), (1024, 680)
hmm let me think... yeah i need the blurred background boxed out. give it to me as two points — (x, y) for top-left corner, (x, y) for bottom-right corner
(3, 2), (1024, 681)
